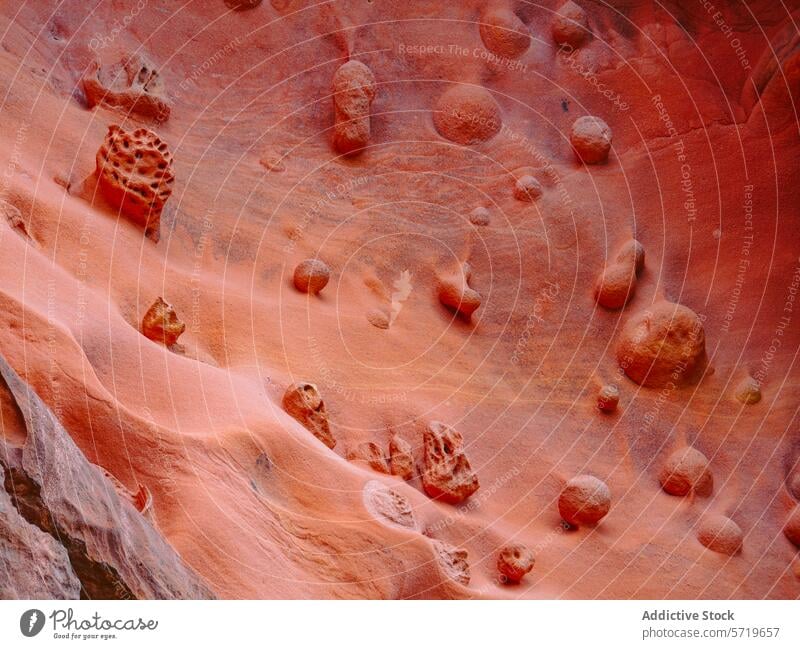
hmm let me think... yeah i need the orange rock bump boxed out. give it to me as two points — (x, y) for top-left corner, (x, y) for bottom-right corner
(332, 60), (377, 155)
(438, 262), (482, 320)
(293, 259), (331, 294)
(282, 382), (336, 449)
(659, 446), (713, 497)
(697, 515), (743, 555)
(570, 115), (612, 164)
(479, 9), (530, 59)
(421, 421), (479, 504)
(616, 301), (707, 388)
(497, 544), (535, 583)
(141, 297), (185, 347)
(95, 125), (175, 242)
(558, 475), (610, 526)
(552, 1), (591, 49)
(433, 85), (502, 145)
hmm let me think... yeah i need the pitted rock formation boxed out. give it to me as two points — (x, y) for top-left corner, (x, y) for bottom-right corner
(348, 442), (390, 473)
(433, 540), (470, 585)
(513, 174), (543, 202)
(141, 297), (185, 347)
(597, 384), (619, 412)
(422, 421), (480, 504)
(784, 506), (800, 547)
(497, 543), (535, 583)
(552, 1), (590, 49)
(293, 259), (331, 294)
(438, 262), (482, 320)
(595, 263), (636, 309)
(616, 301), (707, 388)
(479, 9), (530, 59)
(469, 206), (491, 226)
(558, 475), (611, 526)
(617, 239), (646, 276)
(659, 447), (713, 497)
(389, 434), (414, 480)
(95, 125), (175, 242)
(363, 480), (417, 530)
(282, 382), (336, 449)
(735, 375), (762, 404)
(697, 515), (743, 555)
(332, 60), (376, 155)
(83, 54), (171, 122)
(433, 85), (502, 145)
(571, 115), (612, 164)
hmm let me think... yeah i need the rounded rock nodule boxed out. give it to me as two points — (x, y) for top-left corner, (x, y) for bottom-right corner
(659, 446), (713, 497)
(433, 85), (502, 145)
(570, 115), (612, 164)
(697, 515), (743, 555)
(293, 259), (331, 294)
(559, 474), (610, 526)
(497, 544), (535, 583)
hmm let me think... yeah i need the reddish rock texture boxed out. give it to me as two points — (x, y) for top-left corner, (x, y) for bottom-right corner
(659, 447), (714, 497)
(697, 515), (744, 556)
(558, 475), (611, 526)
(0, 0), (798, 600)
(422, 421), (480, 504)
(83, 54), (170, 122)
(141, 297), (185, 347)
(497, 544), (535, 583)
(95, 125), (174, 242)
(282, 382), (335, 449)
(332, 60), (376, 155)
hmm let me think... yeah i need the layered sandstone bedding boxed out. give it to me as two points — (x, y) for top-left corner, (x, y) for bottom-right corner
(0, 0), (798, 599)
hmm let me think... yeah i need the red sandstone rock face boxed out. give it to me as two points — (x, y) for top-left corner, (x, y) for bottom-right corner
(95, 125), (174, 242)
(0, 356), (213, 598)
(422, 421), (479, 504)
(0, 0), (798, 601)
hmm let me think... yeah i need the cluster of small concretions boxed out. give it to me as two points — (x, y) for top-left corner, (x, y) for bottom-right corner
(74, 0), (798, 589)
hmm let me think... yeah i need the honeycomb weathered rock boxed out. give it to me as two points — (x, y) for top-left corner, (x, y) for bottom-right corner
(332, 60), (376, 155)
(95, 124), (174, 242)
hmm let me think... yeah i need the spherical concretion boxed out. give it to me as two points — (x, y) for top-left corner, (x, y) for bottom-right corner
(293, 259), (330, 294)
(570, 115), (612, 164)
(433, 85), (502, 145)
(497, 544), (535, 583)
(697, 515), (743, 555)
(513, 174), (543, 202)
(734, 375), (761, 404)
(552, 1), (591, 48)
(659, 447), (713, 497)
(332, 60), (377, 154)
(559, 475), (611, 526)
(438, 281), (482, 319)
(479, 9), (531, 59)
(784, 506), (800, 547)
(597, 384), (620, 412)
(595, 263), (636, 309)
(469, 206), (491, 226)
(616, 239), (645, 276)
(616, 301), (706, 388)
